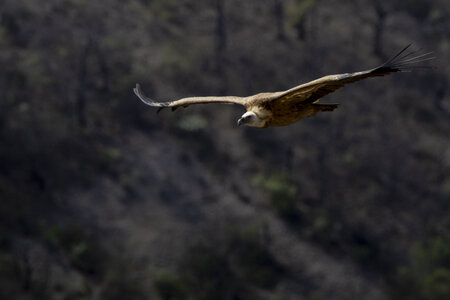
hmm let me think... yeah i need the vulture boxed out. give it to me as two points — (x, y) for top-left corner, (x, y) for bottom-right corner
(134, 45), (433, 128)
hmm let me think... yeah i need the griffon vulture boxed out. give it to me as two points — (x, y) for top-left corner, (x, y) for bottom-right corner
(134, 45), (433, 128)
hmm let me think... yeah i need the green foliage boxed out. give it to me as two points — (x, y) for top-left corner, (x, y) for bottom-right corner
(100, 267), (146, 300)
(154, 271), (188, 300)
(422, 268), (450, 300)
(286, 0), (318, 39)
(287, 0), (318, 20)
(179, 242), (238, 300)
(232, 226), (284, 288)
(45, 225), (107, 279)
(149, 0), (194, 25)
(395, 237), (450, 300)
(177, 114), (208, 132)
(413, 237), (450, 270)
(99, 146), (122, 162)
(253, 172), (299, 222)
(171, 225), (283, 300)
(0, 253), (21, 300)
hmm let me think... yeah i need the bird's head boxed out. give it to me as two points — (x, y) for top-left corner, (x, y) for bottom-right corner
(237, 111), (266, 128)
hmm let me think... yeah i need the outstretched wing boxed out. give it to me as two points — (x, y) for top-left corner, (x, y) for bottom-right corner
(267, 44), (434, 107)
(133, 84), (247, 112)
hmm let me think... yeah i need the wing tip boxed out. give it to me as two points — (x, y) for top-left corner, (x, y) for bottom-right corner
(133, 83), (147, 102)
(133, 83), (167, 109)
(376, 44), (435, 73)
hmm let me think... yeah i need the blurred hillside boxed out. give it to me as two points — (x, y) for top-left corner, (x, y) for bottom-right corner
(0, 0), (449, 299)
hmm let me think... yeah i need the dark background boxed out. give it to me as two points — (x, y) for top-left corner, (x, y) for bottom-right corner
(1, 0), (449, 299)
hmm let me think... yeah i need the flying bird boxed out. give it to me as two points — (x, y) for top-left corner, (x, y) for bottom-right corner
(134, 45), (433, 128)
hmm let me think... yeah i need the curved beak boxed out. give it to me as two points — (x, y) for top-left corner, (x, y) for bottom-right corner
(237, 118), (243, 126)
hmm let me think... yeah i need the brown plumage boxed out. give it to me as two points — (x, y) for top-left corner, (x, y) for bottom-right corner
(134, 45), (433, 128)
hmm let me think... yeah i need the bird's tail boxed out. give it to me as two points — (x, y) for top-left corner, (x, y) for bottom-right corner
(313, 103), (339, 112)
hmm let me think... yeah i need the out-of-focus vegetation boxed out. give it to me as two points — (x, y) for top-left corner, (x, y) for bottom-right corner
(0, 0), (449, 299)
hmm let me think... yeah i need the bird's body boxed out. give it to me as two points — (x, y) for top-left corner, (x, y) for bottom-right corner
(134, 45), (433, 128)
